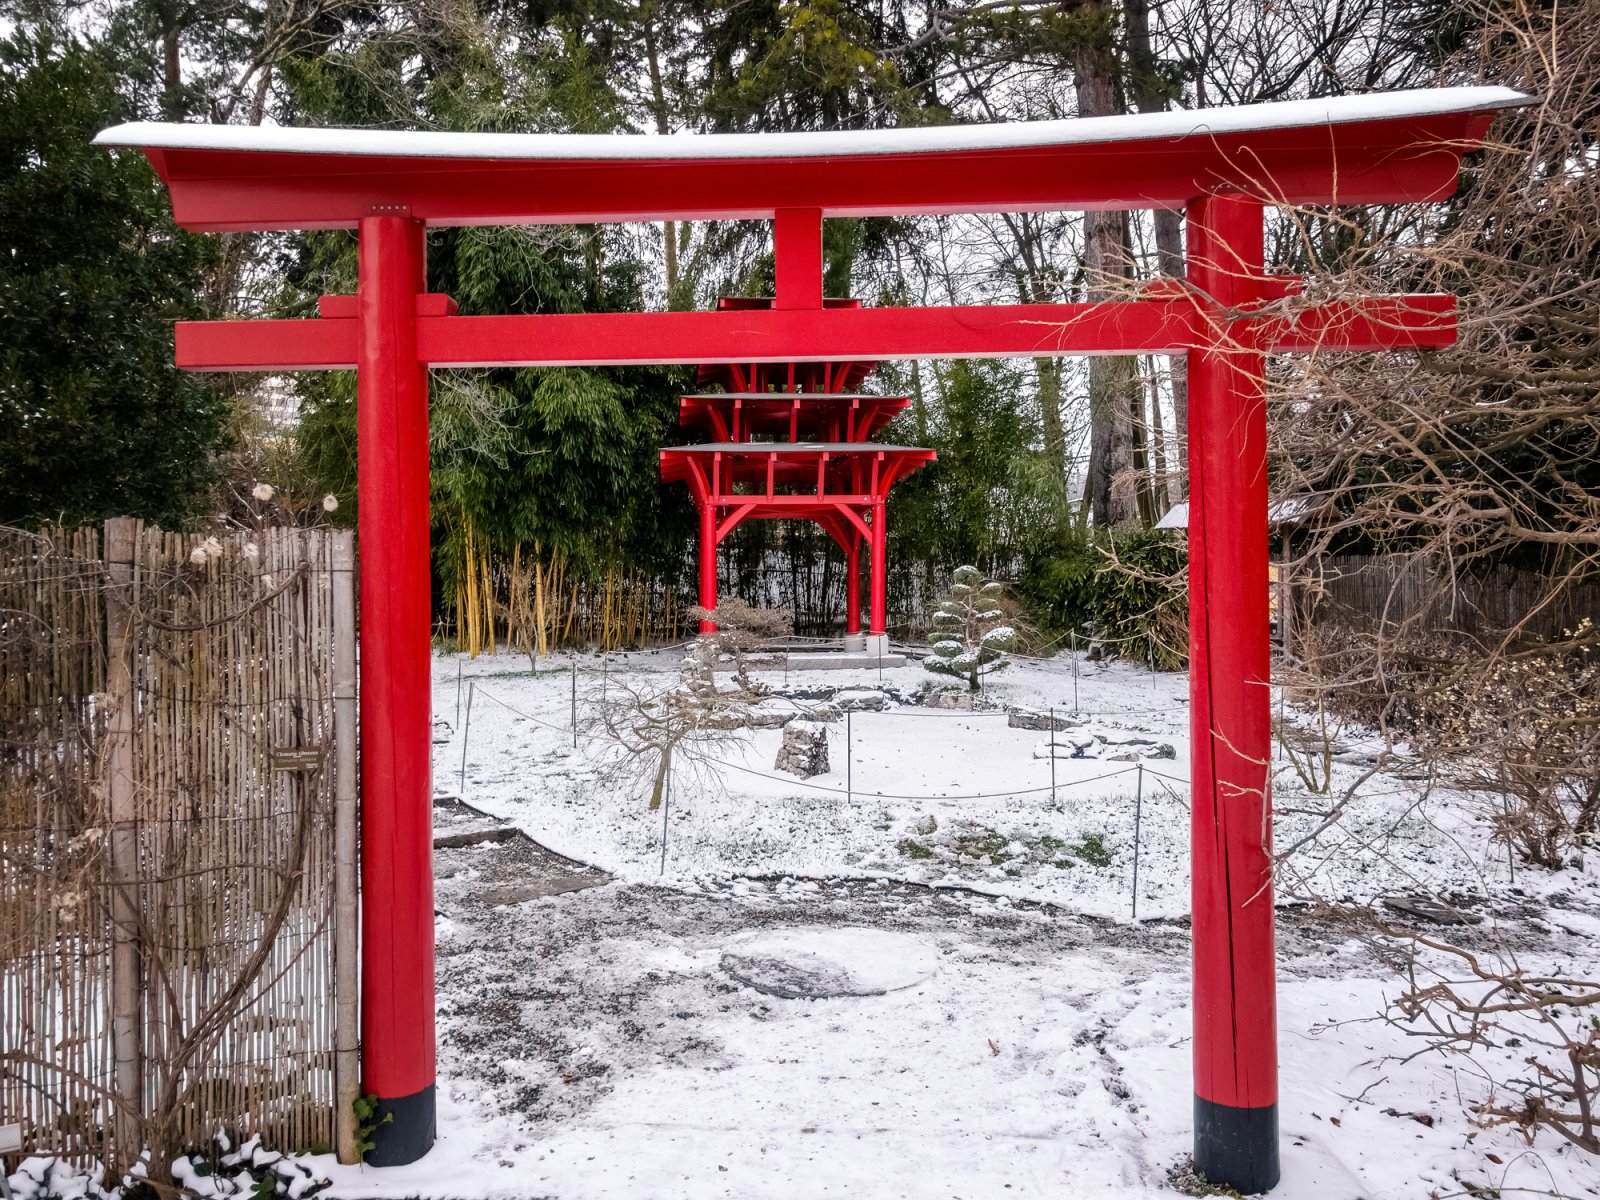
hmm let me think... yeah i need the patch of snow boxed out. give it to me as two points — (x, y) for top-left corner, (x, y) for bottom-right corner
(720, 927), (940, 998)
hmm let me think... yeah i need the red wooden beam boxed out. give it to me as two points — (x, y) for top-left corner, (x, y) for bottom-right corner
(1260, 294), (1455, 352)
(775, 208), (824, 309)
(103, 106), (1512, 232)
(173, 296), (1456, 372)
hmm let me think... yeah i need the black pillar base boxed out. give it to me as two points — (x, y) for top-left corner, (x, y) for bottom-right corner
(1195, 1095), (1279, 1194)
(365, 1084), (436, 1167)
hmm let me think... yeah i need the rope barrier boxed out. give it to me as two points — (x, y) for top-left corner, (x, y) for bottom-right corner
(469, 686), (577, 734)
(695, 756), (1142, 802)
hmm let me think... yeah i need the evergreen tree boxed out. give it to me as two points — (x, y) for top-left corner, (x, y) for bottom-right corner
(0, 29), (229, 528)
(924, 565), (1019, 690)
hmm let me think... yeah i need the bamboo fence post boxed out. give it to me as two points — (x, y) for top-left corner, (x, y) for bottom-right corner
(330, 530), (360, 1163)
(103, 517), (143, 1166)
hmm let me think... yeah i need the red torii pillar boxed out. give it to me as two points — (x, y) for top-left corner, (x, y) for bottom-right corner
(355, 213), (437, 1159)
(1186, 193), (1277, 1191)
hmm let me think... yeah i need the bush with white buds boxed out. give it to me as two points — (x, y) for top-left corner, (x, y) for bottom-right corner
(923, 565), (1020, 691)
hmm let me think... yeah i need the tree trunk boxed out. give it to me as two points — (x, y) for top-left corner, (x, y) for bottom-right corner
(1126, 0), (1190, 496)
(642, 6), (681, 304)
(1036, 357), (1067, 488)
(1075, 6), (1139, 526)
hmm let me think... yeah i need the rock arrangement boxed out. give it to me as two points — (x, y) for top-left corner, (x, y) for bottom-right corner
(1006, 705), (1079, 731)
(775, 721), (831, 777)
(1032, 730), (1176, 762)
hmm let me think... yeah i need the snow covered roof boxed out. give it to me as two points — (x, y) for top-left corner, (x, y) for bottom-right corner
(94, 88), (1527, 163)
(1155, 495), (1333, 530)
(1155, 503), (1190, 530)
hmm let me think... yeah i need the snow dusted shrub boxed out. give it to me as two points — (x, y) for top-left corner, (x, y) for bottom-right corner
(924, 566), (1022, 691)
(688, 598), (793, 689)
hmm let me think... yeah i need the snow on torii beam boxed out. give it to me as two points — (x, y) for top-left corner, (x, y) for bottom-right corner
(100, 87), (1518, 229)
(95, 84), (1527, 1191)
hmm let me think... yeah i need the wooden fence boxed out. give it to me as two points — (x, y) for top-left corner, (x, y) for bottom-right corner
(1309, 553), (1600, 641)
(0, 521), (357, 1172)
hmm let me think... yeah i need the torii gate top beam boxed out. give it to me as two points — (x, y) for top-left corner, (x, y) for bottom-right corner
(95, 87), (1526, 232)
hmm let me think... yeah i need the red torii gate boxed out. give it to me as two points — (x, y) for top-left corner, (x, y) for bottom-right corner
(97, 85), (1523, 1191)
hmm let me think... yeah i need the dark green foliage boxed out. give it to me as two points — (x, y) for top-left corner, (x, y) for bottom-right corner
(0, 30), (230, 528)
(278, 30), (694, 591)
(1069, 832), (1112, 868)
(1022, 529), (1188, 668)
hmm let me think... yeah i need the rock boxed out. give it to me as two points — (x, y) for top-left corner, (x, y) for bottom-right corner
(733, 699), (843, 729)
(1381, 895), (1483, 926)
(720, 927), (939, 999)
(775, 721), (830, 777)
(1095, 732), (1176, 760)
(1032, 731), (1097, 759)
(1096, 732), (1155, 747)
(835, 689), (888, 712)
(743, 700), (794, 729)
(1007, 705), (1082, 731)
(931, 690), (973, 710)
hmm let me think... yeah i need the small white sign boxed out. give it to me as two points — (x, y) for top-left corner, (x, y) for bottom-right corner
(0, 1121), (21, 1153)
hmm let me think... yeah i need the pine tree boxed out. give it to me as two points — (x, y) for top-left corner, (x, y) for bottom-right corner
(924, 566), (1019, 691)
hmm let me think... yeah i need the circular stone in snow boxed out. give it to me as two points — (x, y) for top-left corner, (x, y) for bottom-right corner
(720, 927), (939, 999)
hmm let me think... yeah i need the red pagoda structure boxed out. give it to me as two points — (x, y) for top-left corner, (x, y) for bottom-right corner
(660, 297), (935, 657)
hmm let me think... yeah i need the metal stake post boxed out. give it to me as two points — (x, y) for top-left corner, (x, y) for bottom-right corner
(571, 654), (578, 748)
(459, 681), (475, 795)
(1131, 763), (1144, 919)
(846, 709), (853, 804)
(659, 752), (672, 876)
(1049, 707), (1057, 806)
(1070, 630), (1080, 713)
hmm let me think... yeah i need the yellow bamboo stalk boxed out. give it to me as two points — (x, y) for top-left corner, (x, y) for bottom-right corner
(533, 549), (548, 659)
(481, 546), (496, 656)
(463, 522), (480, 658)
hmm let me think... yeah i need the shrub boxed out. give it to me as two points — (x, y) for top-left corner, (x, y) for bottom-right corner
(1021, 529), (1187, 668)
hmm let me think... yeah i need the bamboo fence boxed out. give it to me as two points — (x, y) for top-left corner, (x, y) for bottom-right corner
(0, 522), (356, 1172)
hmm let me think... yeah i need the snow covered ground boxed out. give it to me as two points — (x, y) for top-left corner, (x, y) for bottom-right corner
(11, 647), (1598, 1200)
(435, 647), (1520, 918)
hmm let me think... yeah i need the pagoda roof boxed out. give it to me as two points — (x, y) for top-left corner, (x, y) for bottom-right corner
(678, 393), (910, 441)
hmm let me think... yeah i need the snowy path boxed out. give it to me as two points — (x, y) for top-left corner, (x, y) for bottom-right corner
(305, 832), (1599, 1200)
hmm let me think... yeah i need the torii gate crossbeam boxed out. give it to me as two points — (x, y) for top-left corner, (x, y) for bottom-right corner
(97, 85), (1526, 1193)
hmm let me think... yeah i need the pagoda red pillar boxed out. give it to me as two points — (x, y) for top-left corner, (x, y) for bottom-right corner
(868, 499), (887, 637)
(1186, 192), (1278, 1193)
(698, 502), (718, 631)
(355, 213), (436, 1165)
(844, 532), (862, 636)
